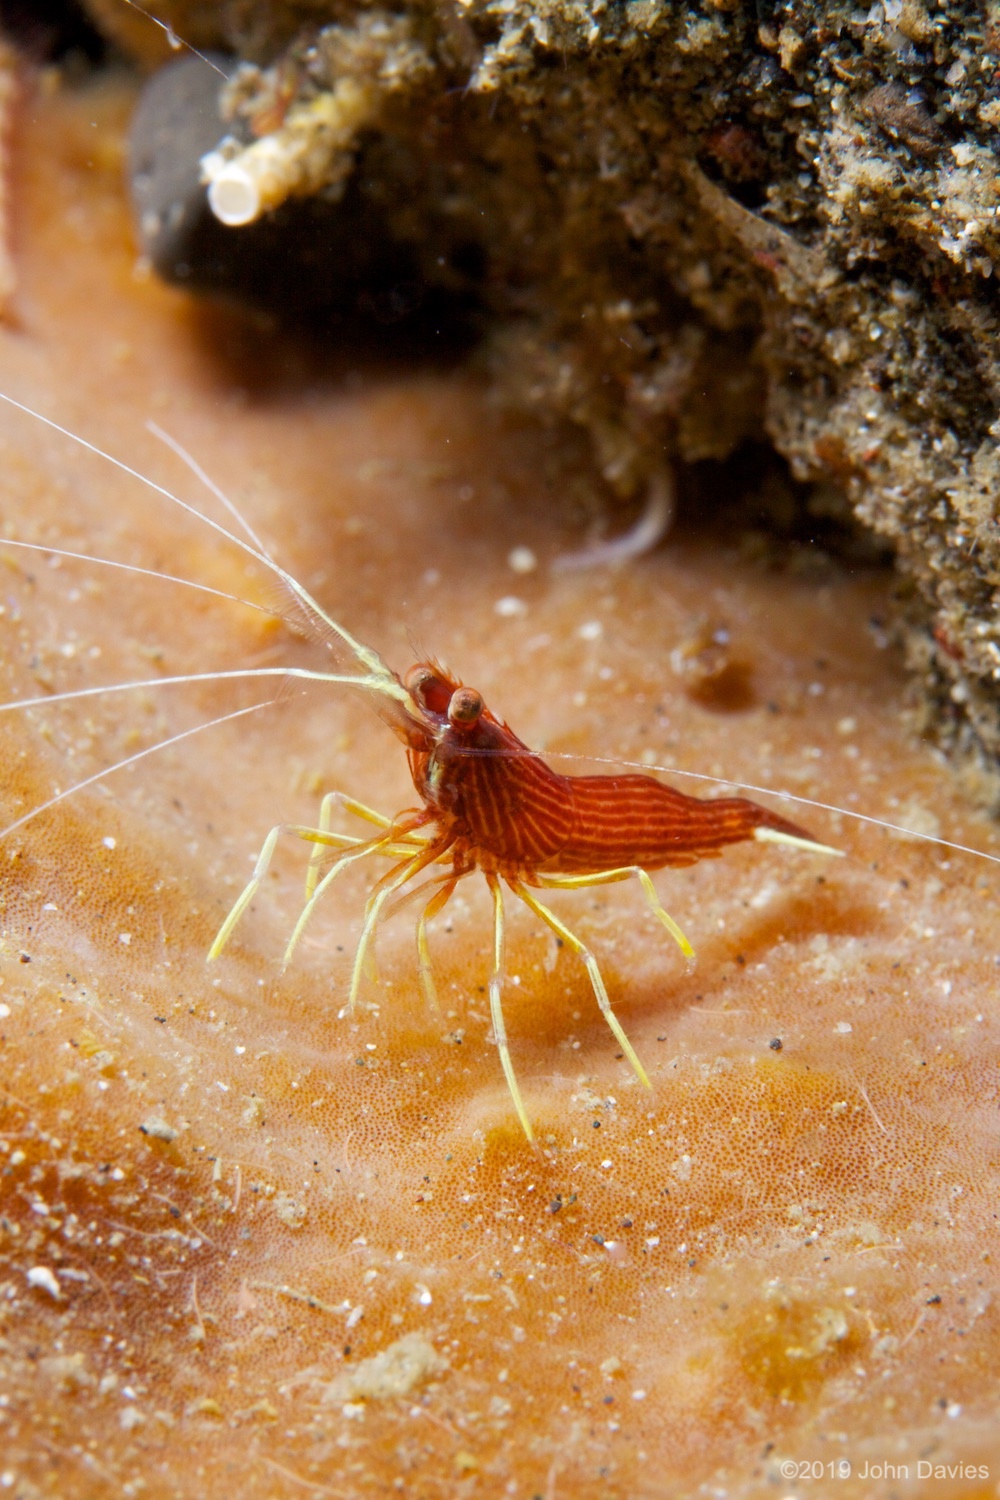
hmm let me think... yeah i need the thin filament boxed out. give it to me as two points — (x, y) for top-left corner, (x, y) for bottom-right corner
(0, 537), (281, 619)
(0, 666), (398, 716)
(0, 392), (411, 711)
(117, 1), (228, 76)
(0, 700), (274, 839)
(147, 421), (275, 562)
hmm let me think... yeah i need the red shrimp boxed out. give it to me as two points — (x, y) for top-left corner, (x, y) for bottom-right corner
(11, 390), (1000, 1144)
(210, 655), (840, 1143)
(0, 385), (845, 1144)
(0, 388), (847, 1144)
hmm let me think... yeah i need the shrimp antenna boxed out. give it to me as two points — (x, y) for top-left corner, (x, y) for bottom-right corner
(0, 538), (282, 619)
(0, 700), (274, 840)
(0, 664), (415, 717)
(145, 420), (321, 642)
(146, 421), (275, 562)
(0, 392), (419, 726)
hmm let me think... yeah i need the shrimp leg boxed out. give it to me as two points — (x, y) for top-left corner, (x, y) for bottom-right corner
(304, 791), (428, 900)
(349, 838), (451, 1011)
(416, 874), (460, 1015)
(351, 866), (458, 1010)
(511, 878), (651, 1091)
(282, 831), (412, 968)
(538, 865), (694, 959)
(486, 873), (534, 1145)
(208, 822), (382, 961)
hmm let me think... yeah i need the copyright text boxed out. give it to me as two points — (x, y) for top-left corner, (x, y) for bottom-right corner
(779, 1459), (989, 1481)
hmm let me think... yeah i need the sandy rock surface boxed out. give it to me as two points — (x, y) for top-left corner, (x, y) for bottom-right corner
(1, 58), (1000, 1500)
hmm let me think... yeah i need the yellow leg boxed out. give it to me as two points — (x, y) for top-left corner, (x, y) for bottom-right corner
(416, 875), (459, 1015)
(355, 866), (457, 988)
(486, 873), (534, 1145)
(305, 791), (419, 901)
(208, 822), (367, 961)
(513, 879), (651, 1090)
(283, 830), (401, 968)
(538, 864), (694, 960)
(349, 842), (447, 1012)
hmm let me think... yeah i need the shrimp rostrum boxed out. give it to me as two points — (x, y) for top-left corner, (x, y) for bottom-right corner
(209, 637), (840, 1144)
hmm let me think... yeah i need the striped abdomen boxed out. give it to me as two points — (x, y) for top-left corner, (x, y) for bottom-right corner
(541, 773), (813, 873)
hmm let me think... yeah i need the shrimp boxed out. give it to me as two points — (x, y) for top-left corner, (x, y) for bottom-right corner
(209, 657), (840, 1143)
(0, 391), (842, 1144)
(3, 389), (998, 1147)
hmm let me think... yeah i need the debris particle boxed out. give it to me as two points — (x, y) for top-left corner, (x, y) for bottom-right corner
(27, 1266), (61, 1298)
(320, 1332), (448, 1403)
(494, 595), (527, 617)
(273, 1191), (308, 1229)
(508, 545), (537, 573)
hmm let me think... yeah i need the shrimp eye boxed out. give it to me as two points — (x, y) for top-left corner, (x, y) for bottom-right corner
(405, 664), (434, 699)
(405, 664), (451, 715)
(448, 687), (483, 727)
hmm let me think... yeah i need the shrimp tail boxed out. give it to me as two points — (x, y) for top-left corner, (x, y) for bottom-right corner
(750, 804), (843, 858)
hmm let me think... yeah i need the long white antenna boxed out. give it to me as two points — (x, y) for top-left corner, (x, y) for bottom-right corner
(116, 0), (228, 77)
(0, 701), (273, 839)
(0, 538), (281, 618)
(0, 665), (407, 716)
(146, 421), (275, 561)
(0, 391), (411, 709)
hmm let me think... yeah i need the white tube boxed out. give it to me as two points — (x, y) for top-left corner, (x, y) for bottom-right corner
(207, 165), (261, 226)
